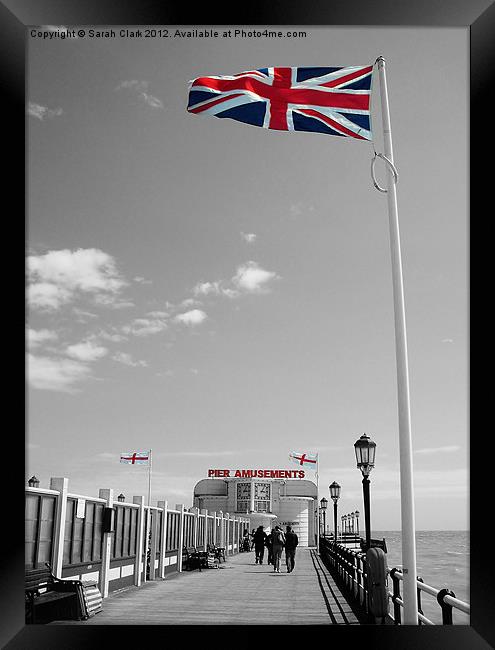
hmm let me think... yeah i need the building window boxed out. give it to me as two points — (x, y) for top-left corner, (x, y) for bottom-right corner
(254, 483), (271, 513)
(236, 482), (251, 512)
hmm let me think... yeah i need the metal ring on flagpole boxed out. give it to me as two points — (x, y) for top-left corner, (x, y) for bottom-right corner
(371, 152), (398, 193)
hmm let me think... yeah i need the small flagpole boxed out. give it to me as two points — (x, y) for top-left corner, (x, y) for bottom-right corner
(376, 56), (418, 625)
(316, 453), (320, 554)
(148, 448), (152, 507)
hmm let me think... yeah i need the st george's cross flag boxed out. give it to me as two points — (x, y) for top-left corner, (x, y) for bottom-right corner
(289, 451), (318, 469)
(120, 451), (150, 465)
(187, 65), (373, 140)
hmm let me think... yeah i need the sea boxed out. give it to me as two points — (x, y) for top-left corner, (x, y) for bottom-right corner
(373, 530), (469, 625)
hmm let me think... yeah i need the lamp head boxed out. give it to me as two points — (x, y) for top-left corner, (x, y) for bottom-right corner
(354, 433), (376, 476)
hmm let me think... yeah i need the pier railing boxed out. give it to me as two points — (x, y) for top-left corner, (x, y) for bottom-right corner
(389, 567), (470, 625)
(319, 537), (470, 625)
(25, 478), (250, 601)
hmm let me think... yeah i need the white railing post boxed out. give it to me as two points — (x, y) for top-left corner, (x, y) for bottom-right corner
(133, 496), (145, 586)
(157, 500), (168, 579)
(49, 477), (69, 578)
(225, 512), (230, 555)
(219, 511), (224, 547)
(200, 509), (208, 551)
(148, 507), (158, 581)
(176, 504), (185, 572)
(98, 488), (114, 598)
(190, 506), (199, 547)
(143, 505), (151, 584)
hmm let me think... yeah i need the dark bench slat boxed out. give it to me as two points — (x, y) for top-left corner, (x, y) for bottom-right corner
(31, 591), (76, 604)
(25, 564), (86, 623)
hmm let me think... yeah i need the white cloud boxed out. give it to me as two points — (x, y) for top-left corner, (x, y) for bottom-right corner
(192, 261), (279, 301)
(414, 445), (461, 455)
(27, 328), (58, 349)
(112, 352), (148, 367)
(66, 340), (108, 362)
(221, 288), (240, 299)
(95, 296), (135, 309)
(97, 330), (128, 343)
(27, 282), (71, 310)
(27, 248), (127, 311)
(180, 298), (201, 308)
(193, 281), (222, 297)
(289, 202), (315, 218)
(441, 338), (454, 344)
(174, 309), (207, 326)
(232, 261), (279, 293)
(141, 93), (164, 109)
(116, 80), (148, 92)
(72, 308), (98, 322)
(146, 310), (169, 318)
(122, 317), (168, 337)
(115, 80), (164, 109)
(28, 102), (63, 120)
(28, 353), (92, 393)
(241, 232), (257, 244)
(156, 369), (174, 377)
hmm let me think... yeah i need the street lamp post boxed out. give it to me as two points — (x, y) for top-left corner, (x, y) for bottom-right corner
(354, 433), (376, 551)
(354, 510), (360, 538)
(329, 481), (341, 544)
(320, 497), (328, 538)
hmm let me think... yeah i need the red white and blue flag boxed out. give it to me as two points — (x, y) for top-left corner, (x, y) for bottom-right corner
(289, 451), (318, 469)
(120, 451), (150, 466)
(187, 65), (373, 140)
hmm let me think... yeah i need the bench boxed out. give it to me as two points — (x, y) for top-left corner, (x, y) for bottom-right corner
(208, 543), (226, 563)
(25, 564), (83, 623)
(183, 547), (206, 571)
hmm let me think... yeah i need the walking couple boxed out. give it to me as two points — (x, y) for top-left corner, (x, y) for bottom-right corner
(253, 524), (298, 573)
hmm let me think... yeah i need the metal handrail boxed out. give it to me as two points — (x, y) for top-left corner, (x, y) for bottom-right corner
(388, 567), (469, 624)
(319, 538), (469, 625)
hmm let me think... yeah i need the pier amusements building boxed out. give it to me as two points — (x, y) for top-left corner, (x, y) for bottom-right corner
(193, 467), (318, 546)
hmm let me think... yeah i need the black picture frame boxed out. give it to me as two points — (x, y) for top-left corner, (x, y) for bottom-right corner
(4, 0), (491, 647)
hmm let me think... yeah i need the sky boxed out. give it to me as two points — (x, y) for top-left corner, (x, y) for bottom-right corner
(26, 25), (468, 531)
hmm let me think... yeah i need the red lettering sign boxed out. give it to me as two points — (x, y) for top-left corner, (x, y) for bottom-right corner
(207, 469), (305, 479)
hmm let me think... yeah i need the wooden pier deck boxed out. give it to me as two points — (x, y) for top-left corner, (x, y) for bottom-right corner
(56, 548), (367, 625)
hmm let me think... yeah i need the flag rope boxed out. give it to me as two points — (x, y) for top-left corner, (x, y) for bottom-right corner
(369, 56), (399, 193)
(371, 152), (399, 192)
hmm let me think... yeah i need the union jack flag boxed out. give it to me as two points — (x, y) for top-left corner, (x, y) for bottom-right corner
(187, 65), (373, 140)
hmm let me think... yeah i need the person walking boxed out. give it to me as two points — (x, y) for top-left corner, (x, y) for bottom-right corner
(284, 525), (299, 573)
(265, 529), (274, 566)
(242, 529), (250, 553)
(271, 525), (286, 573)
(249, 528), (256, 550)
(253, 525), (267, 565)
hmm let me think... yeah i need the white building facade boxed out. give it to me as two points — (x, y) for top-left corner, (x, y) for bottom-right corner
(193, 476), (318, 547)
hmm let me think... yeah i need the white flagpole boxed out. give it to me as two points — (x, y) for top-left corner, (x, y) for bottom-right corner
(376, 56), (418, 624)
(148, 448), (152, 507)
(316, 453), (320, 553)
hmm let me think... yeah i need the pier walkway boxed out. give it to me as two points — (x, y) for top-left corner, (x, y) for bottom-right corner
(56, 548), (366, 625)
